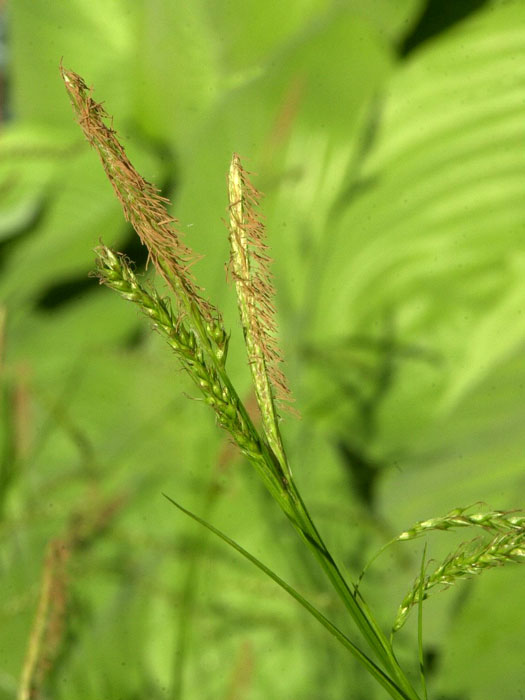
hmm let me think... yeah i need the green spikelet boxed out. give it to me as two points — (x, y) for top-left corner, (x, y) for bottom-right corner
(397, 506), (525, 541)
(393, 528), (525, 631)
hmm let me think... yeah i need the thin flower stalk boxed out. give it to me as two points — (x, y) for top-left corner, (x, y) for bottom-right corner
(18, 495), (124, 700)
(225, 155), (415, 695)
(394, 529), (525, 631)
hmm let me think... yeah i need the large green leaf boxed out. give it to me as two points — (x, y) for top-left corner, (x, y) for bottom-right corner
(313, 2), (525, 446)
(10, 0), (135, 128)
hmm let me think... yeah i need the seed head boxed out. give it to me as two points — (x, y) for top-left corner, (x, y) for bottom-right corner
(61, 65), (219, 327)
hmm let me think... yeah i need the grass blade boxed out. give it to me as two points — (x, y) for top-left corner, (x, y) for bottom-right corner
(163, 493), (413, 700)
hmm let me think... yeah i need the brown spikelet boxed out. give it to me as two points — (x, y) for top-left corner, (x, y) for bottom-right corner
(60, 65), (217, 324)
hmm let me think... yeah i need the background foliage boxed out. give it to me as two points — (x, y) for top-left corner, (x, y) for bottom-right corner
(1, 1), (525, 698)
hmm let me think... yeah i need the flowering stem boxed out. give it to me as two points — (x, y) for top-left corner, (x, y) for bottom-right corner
(65, 66), (420, 699)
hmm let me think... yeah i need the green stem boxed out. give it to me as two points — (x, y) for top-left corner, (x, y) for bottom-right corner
(286, 483), (420, 699)
(164, 494), (414, 700)
(201, 363), (417, 696)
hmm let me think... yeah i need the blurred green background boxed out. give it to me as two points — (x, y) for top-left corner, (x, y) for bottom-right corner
(1, 1), (525, 698)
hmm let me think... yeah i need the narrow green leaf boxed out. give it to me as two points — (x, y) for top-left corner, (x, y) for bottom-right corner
(163, 493), (413, 700)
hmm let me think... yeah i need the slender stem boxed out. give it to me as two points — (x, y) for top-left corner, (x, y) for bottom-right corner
(286, 482), (420, 699)
(418, 545), (428, 700)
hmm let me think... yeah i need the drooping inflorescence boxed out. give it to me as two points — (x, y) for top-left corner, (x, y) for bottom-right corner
(396, 506), (525, 541)
(393, 527), (525, 631)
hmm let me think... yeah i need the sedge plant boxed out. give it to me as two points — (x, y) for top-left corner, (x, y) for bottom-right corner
(60, 66), (525, 699)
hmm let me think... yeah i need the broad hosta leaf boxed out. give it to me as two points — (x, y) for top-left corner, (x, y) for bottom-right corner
(172, 5), (396, 324)
(322, 6), (525, 694)
(10, 0), (135, 128)
(436, 566), (525, 699)
(0, 141), (164, 310)
(314, 2), (525, 446)
(0, 125), (66, 242)
(133, 0), (221, 141)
